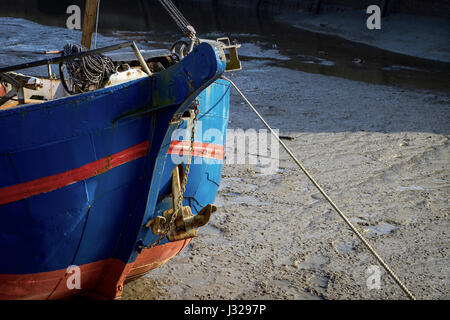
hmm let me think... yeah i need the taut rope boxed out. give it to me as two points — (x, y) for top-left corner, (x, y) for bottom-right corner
(157, 0), (197, 39)
(223, 75), (416, 300)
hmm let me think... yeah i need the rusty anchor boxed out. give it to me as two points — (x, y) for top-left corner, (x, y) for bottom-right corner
(146, 166), (217, 242)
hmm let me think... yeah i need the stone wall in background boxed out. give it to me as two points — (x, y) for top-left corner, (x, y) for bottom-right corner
(186, 0), (450, 18)
(0, 0), (448, 22)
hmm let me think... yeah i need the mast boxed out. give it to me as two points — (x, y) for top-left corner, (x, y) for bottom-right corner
(81, 0), (99, 49)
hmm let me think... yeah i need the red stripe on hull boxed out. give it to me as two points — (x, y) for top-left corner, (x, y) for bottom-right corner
(0, 259), (117, 300)
(168, 141), (224, 160)
(0, 239), (189, 300)
(126, 239), (191, 282)
(0, 141), (150, 205)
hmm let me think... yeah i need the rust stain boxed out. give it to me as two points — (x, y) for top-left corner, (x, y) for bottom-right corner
(96, 155), (113, 175)
(188, 79), (195, 92)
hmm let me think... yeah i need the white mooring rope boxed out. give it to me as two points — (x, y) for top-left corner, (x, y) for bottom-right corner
(223, 75), (416, 300)
(94, 0), (101, 49)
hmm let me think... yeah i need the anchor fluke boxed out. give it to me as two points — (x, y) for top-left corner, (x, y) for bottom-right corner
(194, 204), (217, 228)
(145, 166), (217, 242)
(145, 216), (167, 235)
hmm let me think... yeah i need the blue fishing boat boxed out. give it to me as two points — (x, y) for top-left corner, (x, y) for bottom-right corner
(0, 0), (241, 299)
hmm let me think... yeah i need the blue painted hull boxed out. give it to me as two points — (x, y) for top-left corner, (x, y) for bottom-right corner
(0, 43), (230, 299)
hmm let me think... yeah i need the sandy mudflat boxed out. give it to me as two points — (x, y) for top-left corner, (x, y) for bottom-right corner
(276, 10), (450, 63)
(0, 6), (447, 301)
(122, 56), (449, 300)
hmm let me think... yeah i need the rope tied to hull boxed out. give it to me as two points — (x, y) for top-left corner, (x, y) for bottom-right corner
(223, 75), (416, 300)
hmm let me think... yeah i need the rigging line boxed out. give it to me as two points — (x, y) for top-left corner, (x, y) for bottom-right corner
(162, 0), (190, 26)
(157, 0), (192, 34)
(94, 0), (101, 49)
(222, 75), (416, 300)
(159, 1), (183, 24)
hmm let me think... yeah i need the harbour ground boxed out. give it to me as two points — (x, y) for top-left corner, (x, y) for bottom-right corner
(122, 9), (449, 300)
(0, 2), (448, 300)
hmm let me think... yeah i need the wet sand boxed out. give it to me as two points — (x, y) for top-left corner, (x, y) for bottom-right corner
(277, 10), (450, 63)
(122, 58), (449, 300)
(121, 8), (449, 301)
(0, 8), (448, 300)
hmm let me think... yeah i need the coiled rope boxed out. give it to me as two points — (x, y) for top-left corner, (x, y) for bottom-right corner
(61, 42), (116, 92)
(223, 75), (416, 300)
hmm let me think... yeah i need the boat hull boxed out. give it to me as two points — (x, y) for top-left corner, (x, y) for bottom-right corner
(0, 43), (230, 299)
